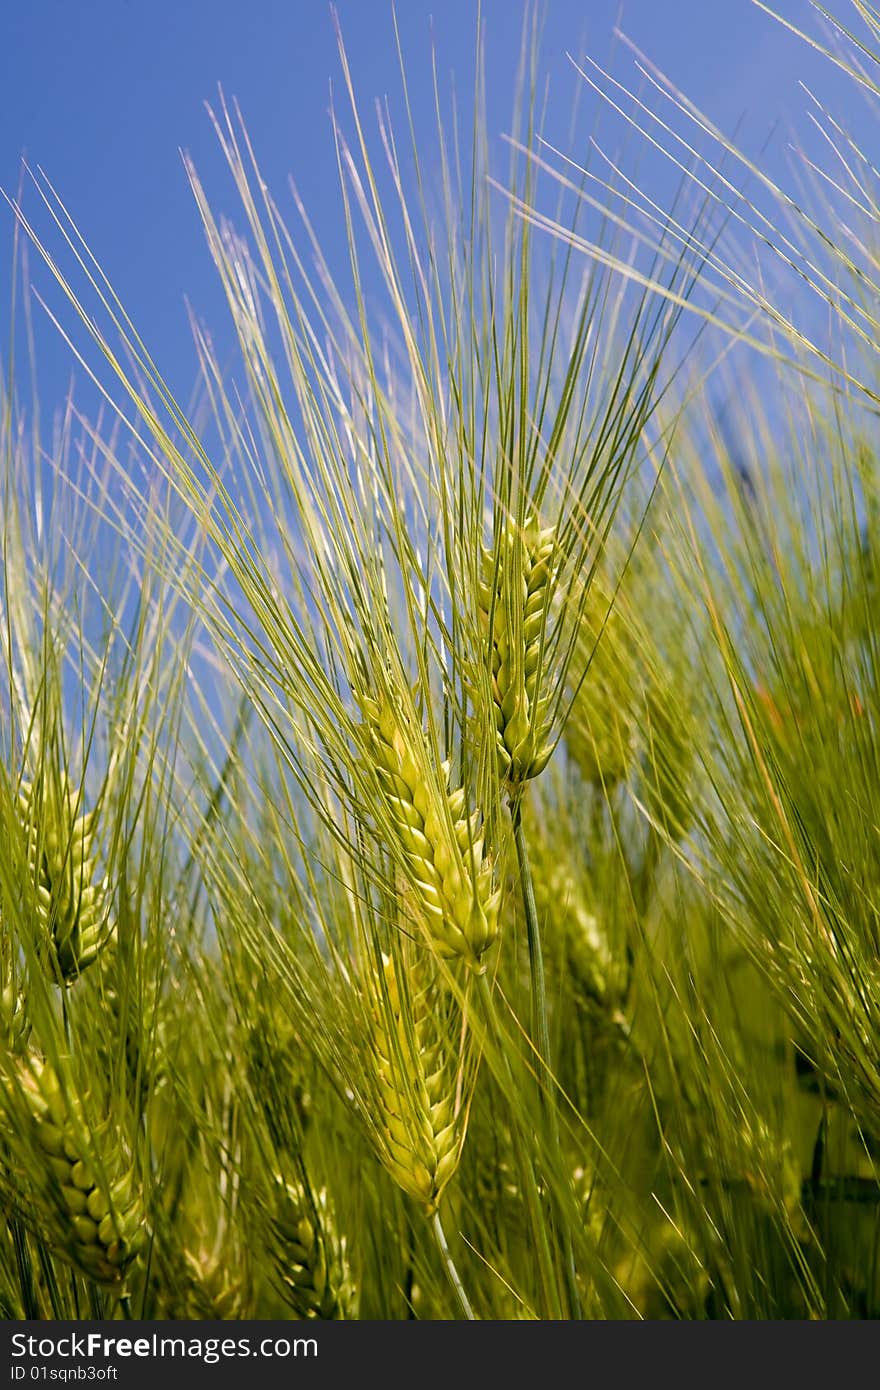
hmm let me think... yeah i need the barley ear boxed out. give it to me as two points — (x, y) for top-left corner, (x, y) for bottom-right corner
(565, 583), (639, 789)
(179, 1246), (249, 1319)
(479, 513), (559, 789)
(369, 949), (471, 1213)
(359, 694), (500, 971)
(0, 984), (29, 1054)
(641, 678), (695, 839)
(2, 1053), (144, 1290)
(268, 1177), (356, 1319)
(18, 771), (114, 982)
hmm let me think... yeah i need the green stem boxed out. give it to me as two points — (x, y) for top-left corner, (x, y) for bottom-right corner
(511, 795), (582, 1320)
(35, 1239), (63, 1318)
(87, 1280), (106, 1319)
(431, 1209), (474, 1320)
(512, 798), (551, 1068)
(403, 1218), (416, 1319)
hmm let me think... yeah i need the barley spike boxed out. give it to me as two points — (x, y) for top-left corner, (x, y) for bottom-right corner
(479, 513), (559, 787)
(369, 950), (470, 1213)
(0, 984), (29, 1054)
(359, 695), (500, 970)
(18, 773), (113, 982)
(4, 1053), (143, 1288)
(269, 1178), (355, 1319)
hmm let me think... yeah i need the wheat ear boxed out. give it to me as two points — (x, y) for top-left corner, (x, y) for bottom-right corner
(359, 695), (500, 970)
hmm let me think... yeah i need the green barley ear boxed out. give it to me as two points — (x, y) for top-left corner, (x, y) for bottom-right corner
(268, 1176), (356, 1320)
(641, 677), (695, 841)
(83, 943), (164, 1111)
(161, 1190), (250, 1320)
(176, 1246), (248, 1320)
(358, 693), (500, 971)
(245, 992), (311, 1155)
(18, 770), (114, 982)
(0, 984), (29, 1054)
(532, 858), (627, 1012)
(565, 584), (638, 789)
(3, 1053), (143, 1289)
(179, 1246), (248, 1319)
(368, 948), (472, 1213)
(154, 1209), (251, 1320)
(479, 512), (559, 789)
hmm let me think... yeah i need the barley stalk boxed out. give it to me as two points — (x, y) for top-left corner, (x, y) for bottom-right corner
(431, 1208), (475, 1320)
(475, 505), (584, 1313)
(478, 511), (582, 1313)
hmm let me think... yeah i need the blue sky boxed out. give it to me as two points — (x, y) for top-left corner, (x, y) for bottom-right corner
(0, 1), (863, 415)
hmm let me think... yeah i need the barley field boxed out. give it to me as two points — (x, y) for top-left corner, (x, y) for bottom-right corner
(2, 1), (880, 1321)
